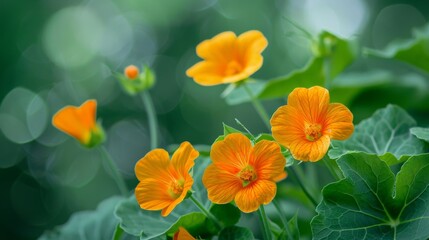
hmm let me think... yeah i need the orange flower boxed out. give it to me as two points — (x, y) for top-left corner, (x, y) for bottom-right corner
(186, 30), (268, 86)
(173, 227), (195, 240)
(271, 86), (354, 162)
(203, 133), (286, 213)
(135, 142), (199, 217)
(52, 99), (104, 147)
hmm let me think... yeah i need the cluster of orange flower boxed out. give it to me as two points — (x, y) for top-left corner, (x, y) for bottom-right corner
(52, 30), (354, 239)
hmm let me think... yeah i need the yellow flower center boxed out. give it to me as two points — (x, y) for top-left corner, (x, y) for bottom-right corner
(224, 60), (243, 76)
(305, 123), (322, 141)
(168, 180), (184, 198)
(238, 166), (257, 187)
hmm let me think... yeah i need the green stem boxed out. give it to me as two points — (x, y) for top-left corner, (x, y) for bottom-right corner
(257, 205), (272, 240)
(140, 91), (158, 150)
(242, 83), (271, 129)
(189, 195), (222, 230)
(99, 146), (128, 196)
(289, 167), (317, 207)
(323, 157), (342, 181)
(272, 199), (292, 238)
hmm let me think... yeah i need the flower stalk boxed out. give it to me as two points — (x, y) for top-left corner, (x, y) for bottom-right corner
(140, 91), (158, 149)
(98, 146), (128, 196)
(257, 205), (273, 240)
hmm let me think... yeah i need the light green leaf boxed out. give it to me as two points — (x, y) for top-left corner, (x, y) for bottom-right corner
(223, 123), (242, 135)
(312, 152), (429, 240)
(329, 105), (425, 164)
(210, 204), (241, 227)
(218, 226), (255, 240)
(224, 80), (266, 105)
(39, 196), (125, 240)
(366, 24), (429, 73)
(410, 127), (429, 143)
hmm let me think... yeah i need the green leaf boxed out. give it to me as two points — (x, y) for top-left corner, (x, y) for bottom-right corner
(311, 152), (429, 240)
(329, 105), (425, 164)
(218, 226), (255, 240)
(287, 212), (300, 240)
(366, 24), (429, 73)
(114, 157), (212, 239)
(223, 123), (242, 135)
(224, 80), (265, 105)
(165, 212), (210, 238)
(210, 204), (241, 227)
(410, 127), (429, 143)
(39, 196), (124, 240)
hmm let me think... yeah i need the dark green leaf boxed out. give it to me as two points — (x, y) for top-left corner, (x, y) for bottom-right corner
(287, 212), (300, 240)
(218, 226), (255, 240)
(410, 127), (429, 143)
(311, 152), (429, 240)
(209, 204), (241, 227)
(329, 105), (425, 164)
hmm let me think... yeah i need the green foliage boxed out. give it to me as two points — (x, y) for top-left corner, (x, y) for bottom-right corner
(210, 204), (241, 227)
(312, 152), (429, 240)
(218, 226), (255, 240)
(39, 196), (124, 240)
(329, 105), (425, 164)
(410, 127), (429, 143)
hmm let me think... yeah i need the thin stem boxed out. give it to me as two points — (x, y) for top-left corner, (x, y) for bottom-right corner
(99, 146), (128, 196)
(242, 83), (271, 129)
(189, 195), (222, 230)
(323, 157), (342, 181)
(140, 91), (158, 149)
(257, 205), (272, 240)
(272, 199), (292, 238)
(289, 167), (317, 207)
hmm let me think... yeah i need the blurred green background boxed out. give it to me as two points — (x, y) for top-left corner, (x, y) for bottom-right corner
(1, 0), (429, 239)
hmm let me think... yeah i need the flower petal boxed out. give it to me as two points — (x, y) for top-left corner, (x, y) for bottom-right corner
(237, 30), (268, 58)
(186, 61), (225, 86)
(135, 179), (172, 211)
(287, 86), (330, 123)
(135, 149), (171, 182)
(161, 177), (193, 217)
(203, 164), (242, 204)
(252, 140), (286, 181)
(271, 105), (305, 148)
(324, 103), (354, 140)
(174, 227), (195, 240)
(52, 106), (90, 143)
(196, 31), (237, 61)
(210, 133), (252, 173)
(234, 180), (276, 213)
(289, 135), (330, 162)
(77, 99), (97, 130)
(171, 141), (199, 178)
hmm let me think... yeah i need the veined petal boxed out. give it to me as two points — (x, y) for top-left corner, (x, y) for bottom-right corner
(135, 179), (172, 211)
(289, 135), (330, 162)
(287, 86), (330, 123)
(135, 149), (171, 182)
(210, 133), (252, 173)
(77, 99), (97, 130)
(171, 142), (199, 178)
(52, 106), (90, 143)
(234, 180), (276, 213)
(196, 31), (237, 61)
(271, 105), (305, 147)
(324, 103), (354, 140)
(203, 164), (242, 204)
(161, 176), (193, 217)
(252, 140), (286, 181)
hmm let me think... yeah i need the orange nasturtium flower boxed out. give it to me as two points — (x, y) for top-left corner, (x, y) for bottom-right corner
(186, 30), (268, 86)
(135, 142), (199, 217)
(52, 99), (105, 147)
(173, 227), (195, 240)
(203, 133), (286, 213)
(271, 86), (354, 162)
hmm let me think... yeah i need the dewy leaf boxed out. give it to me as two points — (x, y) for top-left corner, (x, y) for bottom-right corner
(114, 157), (211, 239)
(311, 152), (429, 240)
(39, 196), (124, 240)
(218, 226), (255, 240)
(410, 127), (429, 143)
(366, 24), (429, 73)
(329, 105), (425, 164)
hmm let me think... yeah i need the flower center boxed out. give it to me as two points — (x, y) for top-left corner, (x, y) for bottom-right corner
(168, 180), (184, 198)
(224, 60), (242, 76)
(238, 166), (257, 187)
(305, 123), (322, 141)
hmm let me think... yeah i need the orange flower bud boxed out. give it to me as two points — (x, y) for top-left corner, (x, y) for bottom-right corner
(124, 65), (139, 80)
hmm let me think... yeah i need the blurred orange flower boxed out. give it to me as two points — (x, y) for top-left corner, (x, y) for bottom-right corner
(135, 142), (199, 217)
(173, 227), (195, 240)
(52, 99), (104, 147)
(186, 30), (268, 86)
(203, 133), (286, 213)
(271, 86), (354, 162)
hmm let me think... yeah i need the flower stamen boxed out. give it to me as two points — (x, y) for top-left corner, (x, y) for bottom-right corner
(238, 166), (257, 187)
(305, 123), (322, 141)
(168, 180), (184, 198)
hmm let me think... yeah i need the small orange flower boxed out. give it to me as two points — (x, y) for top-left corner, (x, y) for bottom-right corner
(52, 99), (104, 147)
(186, 30), (268, 86)
(271, 86), (354, 162)
(135, 142), (199, 217)
(124, 65), (139, 80)
(203, 133), (286, 213)
(173, 227), (195, 240)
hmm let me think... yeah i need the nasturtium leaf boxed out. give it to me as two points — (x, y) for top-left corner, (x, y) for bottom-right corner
(210, 204), (241, 227)
(311, 152), (429, 240)
(366, 24), (429, 73)
(223, 123), (242, 135)
(329, 105), (425, 164)
(410, 127), (429, 143)
(224, 80), (266, 105)
(114, 157), (211, 239)
(39, 196), (124, 240)
(218, 226), (255, 240)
